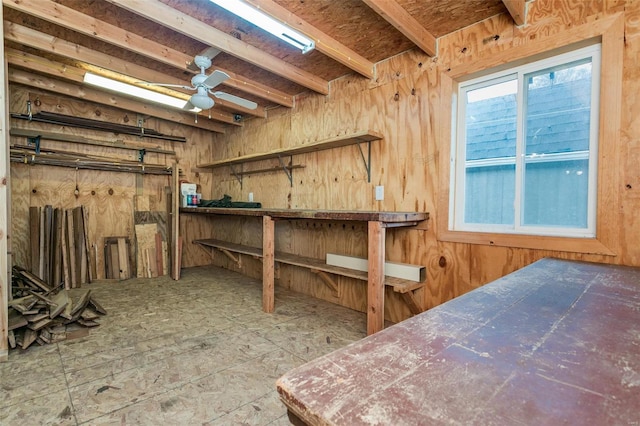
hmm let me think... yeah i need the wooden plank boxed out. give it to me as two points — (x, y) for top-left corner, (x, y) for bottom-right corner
(88, 295), (107, 315)
(197, 131), (383, 169)
(155, 232), (163, 276)
(43, 205), (53, 285)
(117, 237), (129, 280)
(66, 210), (77, 288)
(22, 328), (38, 349)
(8, 310), (28, 330)
(82, 206), (93, 283)
(262, 216), (275, 313)
(135, 223), (158, 278)
(362, 0), (437, 56)
(73, 207), (87, 285)
(60, 211), (70, 289)
(367, 221), (385, 335)
(52, 208), (63, 288)
(502, 0), (527, 26)
(171, 164), (180, 280)
(29, 206), (40, 275)
(49, 290), (70, 319)
(109, 243), (119, 279)
(39, 207), (45, 279)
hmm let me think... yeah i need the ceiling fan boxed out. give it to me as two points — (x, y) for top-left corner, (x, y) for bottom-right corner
(145, 55), (257, 111)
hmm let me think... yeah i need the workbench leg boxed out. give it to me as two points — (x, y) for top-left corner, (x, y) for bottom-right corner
(367, 221), (385, 335)
(263, 215), (275, 313)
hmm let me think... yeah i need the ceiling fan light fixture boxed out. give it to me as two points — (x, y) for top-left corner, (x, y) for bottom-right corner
(190, 93), (215, 110)
(83, 72), (190, 110)
(209, 0), (314, 54)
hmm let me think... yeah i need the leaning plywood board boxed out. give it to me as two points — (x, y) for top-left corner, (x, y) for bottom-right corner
(326, 253), (426, 282)
(135, 223), (158, 278)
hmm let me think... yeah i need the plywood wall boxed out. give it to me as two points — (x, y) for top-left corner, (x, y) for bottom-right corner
(9, 84), (215, 280)
(182, 0), (640, 323)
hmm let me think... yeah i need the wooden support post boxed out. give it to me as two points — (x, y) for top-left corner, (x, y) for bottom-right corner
(0, 11), (9, 361)
(367, 221), (385, 335)
(171, 163), (180, 280)
(262, 215), (275, 313)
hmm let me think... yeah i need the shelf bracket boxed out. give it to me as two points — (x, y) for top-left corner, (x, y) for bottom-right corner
(277, 155), (294, 187)
(229, 164), (243, 189)
(356, 142), (372, 182)
(27, 135), (41, 154)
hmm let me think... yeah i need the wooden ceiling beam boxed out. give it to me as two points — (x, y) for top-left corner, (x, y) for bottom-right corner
(3, 21), (266, 118)
(502, 0), (527, 26)
(105, 0), (330, 95)
(2, 0), (293, 108)
(7, 67), (228, 134)
(362, 0), (437, 57)
(5, 48), (240, 126)
(244, 0), (375, 79)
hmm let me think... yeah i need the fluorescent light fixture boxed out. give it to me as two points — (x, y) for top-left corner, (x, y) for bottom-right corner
(83, 72), (200, 112)
(209, 0), (315, 54)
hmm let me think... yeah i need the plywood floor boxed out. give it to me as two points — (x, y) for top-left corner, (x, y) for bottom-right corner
(0, 266), (368, 425)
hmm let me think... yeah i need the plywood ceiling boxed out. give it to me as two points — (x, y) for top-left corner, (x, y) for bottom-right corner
(2, 0), (520, 130)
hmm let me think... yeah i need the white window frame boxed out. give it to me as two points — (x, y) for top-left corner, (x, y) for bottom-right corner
(450, 43), (602, 238)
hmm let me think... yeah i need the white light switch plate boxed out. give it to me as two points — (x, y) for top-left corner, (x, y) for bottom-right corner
(248, 192), (254, 202)
(375, 186), (384, 201)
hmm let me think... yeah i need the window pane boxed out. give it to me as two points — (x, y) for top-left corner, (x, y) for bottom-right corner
(525, 60), (592, 156)
(465, 165), (515, 224)
(523, 160), (589, 227)
(465, 79), (517, 161)
(523, 60), (592, 229)
(464, 79), (517, 226)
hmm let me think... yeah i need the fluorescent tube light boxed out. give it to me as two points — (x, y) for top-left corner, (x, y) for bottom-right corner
(209, 0), (315, 54)
(83, 73), (200, 112)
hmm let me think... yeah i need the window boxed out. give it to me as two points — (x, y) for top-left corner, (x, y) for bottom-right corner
(451, 44), (601, 238)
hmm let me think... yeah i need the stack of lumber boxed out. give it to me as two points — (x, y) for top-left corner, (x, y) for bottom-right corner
(29, 205), (92, 289)
(9, 266), (106, 350)
(104, 236), (132, 280)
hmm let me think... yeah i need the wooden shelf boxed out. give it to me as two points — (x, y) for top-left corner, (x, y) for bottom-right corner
(196, 130), (383, 185)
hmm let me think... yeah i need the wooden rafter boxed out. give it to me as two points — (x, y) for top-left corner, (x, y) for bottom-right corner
(1, 0), (293, 108)
(244, 0), (375, 79)
(502, 0), (527, 26)
(3, 22), (266, 119)
(7, 67), (228, 134)
(362, 0), (437, 57)
(106, 0), (330, 95)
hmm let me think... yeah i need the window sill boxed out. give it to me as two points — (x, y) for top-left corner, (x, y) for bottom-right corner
(438, 229), (616, 255)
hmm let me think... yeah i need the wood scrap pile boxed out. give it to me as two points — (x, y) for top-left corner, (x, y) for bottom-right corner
(8, 266), (106, 350)
(29, 205), (92, 289)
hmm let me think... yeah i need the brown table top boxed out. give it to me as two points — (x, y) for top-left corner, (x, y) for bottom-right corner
(276, 258), (640, 425)
(181, 207), (428, 224)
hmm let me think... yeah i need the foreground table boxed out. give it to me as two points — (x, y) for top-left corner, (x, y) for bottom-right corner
(276, 258), (640, 425)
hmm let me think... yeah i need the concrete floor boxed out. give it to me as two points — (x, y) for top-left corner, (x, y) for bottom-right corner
(0, 265), (367, 425)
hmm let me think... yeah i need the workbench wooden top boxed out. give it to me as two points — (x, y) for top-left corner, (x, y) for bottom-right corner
(181, 207), (428, 223)
(276, 258), (640, 425)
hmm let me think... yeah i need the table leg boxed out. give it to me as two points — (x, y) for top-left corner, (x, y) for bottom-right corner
(367, 221), (385, 335)
(263, 215), (275, 313)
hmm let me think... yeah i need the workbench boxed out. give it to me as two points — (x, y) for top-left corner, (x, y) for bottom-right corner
(180, 207), (428, 335)
(276, 258), (640, 425)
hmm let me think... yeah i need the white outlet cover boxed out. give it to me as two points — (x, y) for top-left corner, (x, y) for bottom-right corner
(375, 186), (384, 201)
(249, 192), (254, 202)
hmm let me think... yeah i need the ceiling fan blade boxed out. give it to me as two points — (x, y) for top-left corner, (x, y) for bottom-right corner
(211, 91), (258, 110)
(139, 82), (195, 90)
(202, 70), (230, 89)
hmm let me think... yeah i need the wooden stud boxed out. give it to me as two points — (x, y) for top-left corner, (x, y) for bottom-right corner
(367, 221), (385, 335)
(262, 216), (275, 313)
